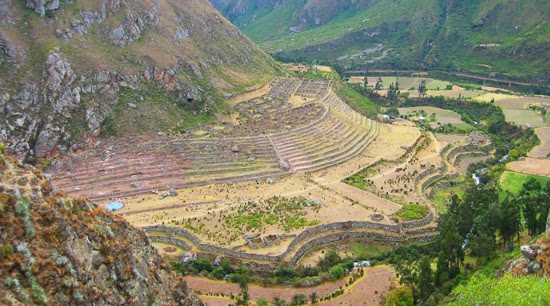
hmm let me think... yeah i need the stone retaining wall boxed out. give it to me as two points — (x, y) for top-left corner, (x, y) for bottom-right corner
(401, 211), (434, 229)
(144, 215), (438, 264)
(454, 151), (490, 166)
(149, 236), (191, 250)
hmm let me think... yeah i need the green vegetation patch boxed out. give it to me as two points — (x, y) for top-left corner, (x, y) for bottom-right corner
(449, 274), (550, 306)
(223, 197), (322, 232)
(395, 203), (429, 221)
(499, 171), (550, 195)
(502, 109), (545, 128)
(336, 83), (379, 118)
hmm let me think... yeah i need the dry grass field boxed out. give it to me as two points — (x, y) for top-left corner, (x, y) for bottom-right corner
(507, 158), (550, 178)
(530, 127), (550, 158)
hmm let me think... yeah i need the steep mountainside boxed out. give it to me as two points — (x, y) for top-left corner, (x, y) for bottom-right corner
(0, 144), (203, 305)
(0, 0), (280, 162)
(211, 0), (550, 82)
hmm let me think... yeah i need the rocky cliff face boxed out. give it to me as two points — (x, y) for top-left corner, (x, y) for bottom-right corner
(0, 144), (203, 305)
(0, 0), (279, 162)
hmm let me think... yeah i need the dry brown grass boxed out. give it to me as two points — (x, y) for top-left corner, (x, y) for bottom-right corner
(529, 127), (550, 158)
(507, 158), (550, 178)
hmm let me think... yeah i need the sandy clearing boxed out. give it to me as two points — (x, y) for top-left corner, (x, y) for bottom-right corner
(185, 266), (395, 305)
(507, 158), (550, 178)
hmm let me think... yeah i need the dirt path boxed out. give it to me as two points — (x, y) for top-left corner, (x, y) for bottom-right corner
(185, 266), (395, 305)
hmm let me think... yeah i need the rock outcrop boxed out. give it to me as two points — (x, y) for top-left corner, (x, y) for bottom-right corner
(0, 0), (279, 161)
(0, 144), (203, 305)
(505, 229), (550, 277)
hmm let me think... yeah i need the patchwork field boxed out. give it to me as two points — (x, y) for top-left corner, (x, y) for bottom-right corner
(475, 94), (550, 128)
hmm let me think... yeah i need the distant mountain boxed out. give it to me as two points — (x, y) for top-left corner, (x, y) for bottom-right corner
(0, 0), (280, 161)
(211, 0), (550, 83)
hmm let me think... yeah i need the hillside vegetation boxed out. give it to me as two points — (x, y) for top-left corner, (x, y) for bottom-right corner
(211, 0), (550, 82)
(0, 144), (203, 305)
(0, 0), (280, 161)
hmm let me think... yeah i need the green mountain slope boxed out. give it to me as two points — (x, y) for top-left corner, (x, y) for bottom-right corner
(0, 0), (280, 161)
(211, 0), (550, 82)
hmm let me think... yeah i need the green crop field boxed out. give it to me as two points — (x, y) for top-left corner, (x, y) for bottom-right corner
(502, 109), (545, 127)
(499, 171), (550, 195)
(398, 106), (464, 125)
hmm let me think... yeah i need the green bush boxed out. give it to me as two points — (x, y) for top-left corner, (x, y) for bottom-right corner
(395, 203), (428, 221)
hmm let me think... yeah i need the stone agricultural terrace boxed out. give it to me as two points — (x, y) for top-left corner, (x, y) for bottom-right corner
(46, 77), (471, 263)
(49, 78), (378, 201)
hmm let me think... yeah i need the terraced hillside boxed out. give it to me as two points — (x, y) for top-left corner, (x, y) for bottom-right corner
(49, 78), (378, 201)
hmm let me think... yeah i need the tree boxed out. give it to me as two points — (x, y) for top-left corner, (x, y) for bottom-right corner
(497, 196), (522, 247)
(418, 80), (427, 97)
(375, 77), (383, 90)
(386, 107), (400, 117)
(437, 213), (464, 275)
(272, 297), (287, 306)
(385, 286), (414, 306)
(388, 83), (397, 100)
(417, 256), (434, 301)
(291, 294), (307, 305)
(518, 178), (550, 236)
(434, 250), (449, 286)
(235, 279), (249, 306)
(309, 292), (318, 304)
(329, 265), (345, 280)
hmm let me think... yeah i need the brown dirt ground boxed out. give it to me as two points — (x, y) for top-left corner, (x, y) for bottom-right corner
(435, 134), (468, 143)
(185, 266), (395, 305)
(529, 127), (550, 158)
(507, 158), (550, 178)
